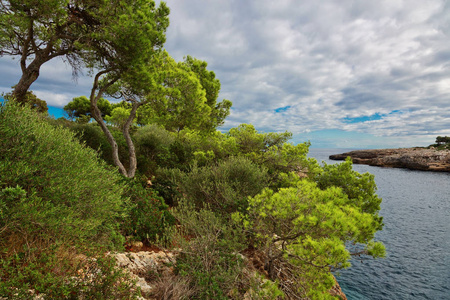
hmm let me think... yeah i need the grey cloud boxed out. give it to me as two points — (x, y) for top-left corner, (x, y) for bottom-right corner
(336, 88), (385, 110)
(0, 58), (22, 91)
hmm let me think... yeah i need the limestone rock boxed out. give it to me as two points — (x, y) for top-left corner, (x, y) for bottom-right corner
(110, 251), (176, 299)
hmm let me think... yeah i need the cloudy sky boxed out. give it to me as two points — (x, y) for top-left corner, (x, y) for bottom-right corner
(1, 0), (450, 148)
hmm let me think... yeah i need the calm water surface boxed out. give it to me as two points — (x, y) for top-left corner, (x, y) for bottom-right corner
(308, 149), (450, 300)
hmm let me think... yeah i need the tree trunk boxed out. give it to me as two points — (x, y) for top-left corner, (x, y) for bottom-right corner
(91, 103), (130, 177)
(89, 71), (138, 178)
(12, 59), (46, 103)
(122, 101), (141, 178)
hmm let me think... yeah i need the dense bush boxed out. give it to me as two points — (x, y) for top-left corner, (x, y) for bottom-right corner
(227, 124), (291, 154)
(3, 90), (48, 113)
(0, 101), (127, 248)
(134, 124), (197, 173)
(133, 124), (311, 179)
(70, 123), (130, 168)
(48, 118), (131, 169)
(176, 129), (239, 165)
(69, 123), (114, 164)
(121, 178), (175, 242)
(313, 158), (383, 228)
(0, 101), (135, 297)
(134, 124), (175, 175)
(172, 201), (247, 299)
(167, 156), (269, 213)
(173, 125), (313, 188)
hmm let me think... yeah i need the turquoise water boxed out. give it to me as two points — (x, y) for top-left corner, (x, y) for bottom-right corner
(309, 149), (450, 300)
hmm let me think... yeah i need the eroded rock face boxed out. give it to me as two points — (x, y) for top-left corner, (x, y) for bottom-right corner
(330, 275), (348, 300)
(329, 148), (450, 172)
(110, 251), (175, 299)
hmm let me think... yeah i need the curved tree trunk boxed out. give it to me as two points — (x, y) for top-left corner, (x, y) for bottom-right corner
(13, 70), (39, 102)
(122, 101), (141, 178)
(89, 70), (139, 178)
(13, 56), (47, 103)
(91, 103), (130, 177)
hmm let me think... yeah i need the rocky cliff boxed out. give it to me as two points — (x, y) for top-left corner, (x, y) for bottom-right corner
(329, 148), (450, 172)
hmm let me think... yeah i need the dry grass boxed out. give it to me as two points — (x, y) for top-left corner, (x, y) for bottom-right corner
(149, 274), (194, 300)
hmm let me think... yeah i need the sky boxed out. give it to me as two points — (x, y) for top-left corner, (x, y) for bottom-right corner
(1, 0), (450, 149)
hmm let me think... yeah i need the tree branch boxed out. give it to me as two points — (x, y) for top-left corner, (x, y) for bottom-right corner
(20, 20), (34, 73)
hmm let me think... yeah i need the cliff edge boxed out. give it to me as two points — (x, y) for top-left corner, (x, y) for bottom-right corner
(329, 148), (450, 172)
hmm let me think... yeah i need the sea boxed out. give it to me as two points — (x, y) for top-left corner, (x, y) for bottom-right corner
(308, 149), (450, 300)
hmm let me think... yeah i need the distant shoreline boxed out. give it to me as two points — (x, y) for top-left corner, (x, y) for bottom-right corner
(329, 147), (450, 172)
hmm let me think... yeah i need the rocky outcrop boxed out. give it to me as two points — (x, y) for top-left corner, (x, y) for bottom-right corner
(329, 148), (450, 172)
(111, 250), (176, 299)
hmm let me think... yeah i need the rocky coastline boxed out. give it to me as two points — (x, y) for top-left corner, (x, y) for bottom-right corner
(329, 148), (450, 172)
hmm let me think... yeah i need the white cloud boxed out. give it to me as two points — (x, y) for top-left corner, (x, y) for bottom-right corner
(33, 90), (70, 108)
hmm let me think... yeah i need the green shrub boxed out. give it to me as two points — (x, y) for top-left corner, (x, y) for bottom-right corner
(172, 201), (246, 299)
(167, 139), (195, 170)
(313, 158), (383, 225)
(70, 123), (130, 167)
(0, 101), (137, 297)
(0, 101), (127, 249)
(3, 90), (48, 113)
(48, 119), (131, 168)
(134, 124), (203, 173)
(69, 123), (114, 164)
(134, 124), (175, 175)
(151, 174), (181, 207)
(121, 179), (175, 242)
(176, 129), (239, 165)
(168, 156), (269, 213)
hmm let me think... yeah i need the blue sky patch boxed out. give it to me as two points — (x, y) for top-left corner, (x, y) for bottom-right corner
(274, 105), (291, 113)
(342, 110), (402, 124)
(48, 106), (65, 119)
